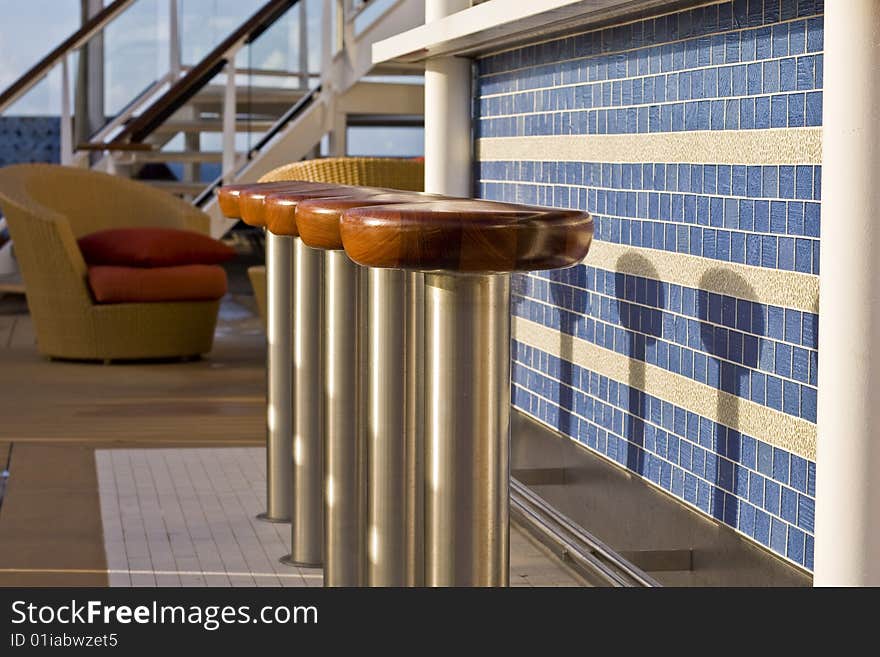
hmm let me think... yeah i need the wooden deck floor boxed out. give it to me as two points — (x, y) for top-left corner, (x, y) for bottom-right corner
(0, 293), (269, 585)
(0, 296), (266, 446)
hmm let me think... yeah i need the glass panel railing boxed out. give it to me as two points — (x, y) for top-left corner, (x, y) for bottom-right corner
(0, 67), (74, 167)
(1, 0), (326, 197)
(0, 0), (81, 93)
(102, 0), (169, 118)
(352, 0), (396, 36)
(179, 0), (265, 67)
(0, 0), (170, 166)
(177, 0), (322, 79)
(346, 125), (424, 158)
(142, 0), (323, 194)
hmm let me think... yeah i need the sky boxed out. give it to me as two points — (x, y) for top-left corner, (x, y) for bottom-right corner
(0, 0), (423, 157)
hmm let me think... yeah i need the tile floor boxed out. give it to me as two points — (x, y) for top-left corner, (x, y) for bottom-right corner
(96, 447), (583, 587)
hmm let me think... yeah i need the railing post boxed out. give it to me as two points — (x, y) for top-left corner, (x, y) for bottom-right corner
(169, 0), (181, 80)
(298, 0), (308, 90)
(222, 57), (237, 184)
(60, 55), (73, 166)
(321, 1), (333, 78)
(335, 0), (345, 55)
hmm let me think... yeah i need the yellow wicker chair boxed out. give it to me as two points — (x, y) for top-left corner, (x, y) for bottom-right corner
(249, 157), (424, 326)
(0, 164), (222, 361)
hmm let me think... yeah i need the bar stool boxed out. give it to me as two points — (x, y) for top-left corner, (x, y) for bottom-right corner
(340, 200), (593, 587)
(266, 189), (398, 586)
(217, 182), (360, 567)
(295, 191), (441, 587)
(262, 186), (389, 584)
(218, 181), (308, 524)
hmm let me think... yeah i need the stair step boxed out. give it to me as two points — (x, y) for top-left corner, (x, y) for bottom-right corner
(133, 150), (227, 163)
(155, 119), (276, 134)
(143, 180), (206, 195)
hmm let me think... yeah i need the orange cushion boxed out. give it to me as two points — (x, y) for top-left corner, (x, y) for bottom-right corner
(87, 265), (228, 303)
(78, 227), (235, 267)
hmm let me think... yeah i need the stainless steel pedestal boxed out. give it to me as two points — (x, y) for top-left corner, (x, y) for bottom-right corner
(365, 269), (424, 586)
(258, 231), (294, 523)
(323, 250), (365, 586)
(280, 239), (324, 567)
(423, 272), (511, 587)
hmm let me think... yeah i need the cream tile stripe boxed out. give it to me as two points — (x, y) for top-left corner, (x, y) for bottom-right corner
(513, 315), (817, 460)
(476, 127), (823, 165)
(584, 240), (819, 313)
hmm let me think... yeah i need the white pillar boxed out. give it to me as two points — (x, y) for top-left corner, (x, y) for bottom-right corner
(423, 0), (471, 196)
(814, 0), (880, 586)
(298, 0), (308, 90)
(60, 55), (73, 166)
(221, 58), (237, 184)
(169, 0), (181, 79)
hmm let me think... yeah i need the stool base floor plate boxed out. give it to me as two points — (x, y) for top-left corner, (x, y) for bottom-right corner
(256, 512), (290, 524)
(279, 555), (323, 568)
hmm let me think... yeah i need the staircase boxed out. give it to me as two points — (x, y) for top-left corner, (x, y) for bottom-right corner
(0, 0), (426, 239)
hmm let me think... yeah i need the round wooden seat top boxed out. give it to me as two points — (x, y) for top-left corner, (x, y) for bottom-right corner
(294, 191), (444, 250)
(216, 181), (353, 227)
(217, 181), (328, 223)
(340, 199), (593, 273)
(263, 185), (388, 237)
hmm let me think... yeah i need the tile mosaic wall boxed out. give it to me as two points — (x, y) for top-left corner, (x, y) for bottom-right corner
(475, 0), (822, 570)
(0, 117), (60, 167)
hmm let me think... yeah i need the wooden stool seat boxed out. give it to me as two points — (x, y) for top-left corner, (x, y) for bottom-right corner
(263, 186), (388, 237)
(217, 181), (325, 225)
(294, 192), (443, 250)
(217, 181), (352, 227)
(339, 199), (593, 273)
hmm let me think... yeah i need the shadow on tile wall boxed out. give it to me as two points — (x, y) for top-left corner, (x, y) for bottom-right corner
(698, 267), (761, 527)
(549, 277), (578, 442)
(614, 252), (664, 475)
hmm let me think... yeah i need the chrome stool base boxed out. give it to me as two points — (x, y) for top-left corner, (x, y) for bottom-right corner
(424, 272), (511, 587)
(255, 512), (289, 524)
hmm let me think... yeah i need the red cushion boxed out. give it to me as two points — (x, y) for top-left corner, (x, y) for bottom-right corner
(78, 227), (235, 267)
(87, 265), (228, 303)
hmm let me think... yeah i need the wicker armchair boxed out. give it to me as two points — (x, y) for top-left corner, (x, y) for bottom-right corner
(249, 157), (424, 326)
(0, 164), (221, 361)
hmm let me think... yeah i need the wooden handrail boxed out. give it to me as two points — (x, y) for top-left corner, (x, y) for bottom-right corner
(76, 142), (153, 152)
(115, 0), (300, 144)
(0, 0), (136, 114)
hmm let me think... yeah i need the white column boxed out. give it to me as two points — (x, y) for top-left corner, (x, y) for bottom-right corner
(60, 55), (73, 166)
(221, 58), (237, 184)
(814, 0), (880, 586)
(169, 0), (181, 79)
(298, 0), (308, 90)
(423, 0), (471, 196)
(328, 110), (347, 157)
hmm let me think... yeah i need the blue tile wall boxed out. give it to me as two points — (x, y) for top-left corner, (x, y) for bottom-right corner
(511, 266), (818, 424)
(476, 4), (824, 138)
(0, 116), (60, 167)
(512, 339), (815, 568)
(476, 0), (821, 571)
(477, 161), (821, 274)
